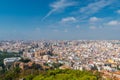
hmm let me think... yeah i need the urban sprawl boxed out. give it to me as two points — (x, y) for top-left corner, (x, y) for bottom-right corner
(1, 40), (120, 73)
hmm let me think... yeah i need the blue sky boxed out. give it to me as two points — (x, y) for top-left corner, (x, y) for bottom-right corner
(0, 0), (120, 40)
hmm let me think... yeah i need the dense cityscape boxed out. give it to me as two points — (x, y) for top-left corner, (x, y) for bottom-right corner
(0, 40), (120, 79)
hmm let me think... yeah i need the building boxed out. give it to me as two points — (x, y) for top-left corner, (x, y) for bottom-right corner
(4, 57), (21, 66)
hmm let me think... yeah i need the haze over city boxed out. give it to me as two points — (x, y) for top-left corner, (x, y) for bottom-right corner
(0, 0), (120, 40)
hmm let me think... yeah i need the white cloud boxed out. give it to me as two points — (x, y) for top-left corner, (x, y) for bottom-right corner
(42, 0), (77, 21)
(89, 26), (96, 30)
(116, 10), (120, 14)
(61, 17), (76, 23)
(53, 29), (59, 32)
(64, 29), (68, 32)
(80, 0), (113, 16)
(89, 17), (100, 22)
(107, 20), (120, 26)
(76, 25), (80, 29)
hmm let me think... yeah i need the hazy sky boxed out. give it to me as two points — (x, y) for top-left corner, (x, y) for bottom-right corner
(0, 0), (120, 40)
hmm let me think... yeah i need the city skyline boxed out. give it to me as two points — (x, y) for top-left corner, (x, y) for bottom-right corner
(0, 0), (120, 40)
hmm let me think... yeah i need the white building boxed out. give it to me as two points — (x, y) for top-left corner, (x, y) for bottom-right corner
(4, 57), (21, 66)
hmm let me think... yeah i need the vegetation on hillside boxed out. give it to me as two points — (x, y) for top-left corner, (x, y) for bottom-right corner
(0, 66), (103, 80)
(32, 69), (101, 80)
